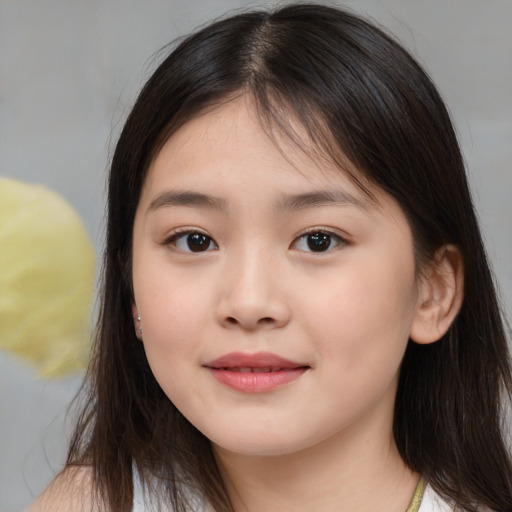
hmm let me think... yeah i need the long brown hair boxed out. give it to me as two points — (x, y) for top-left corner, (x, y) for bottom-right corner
(67, 4), (512, 511)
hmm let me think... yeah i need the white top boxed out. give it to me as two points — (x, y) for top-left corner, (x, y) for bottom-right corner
(418, 485), (454, 511)
(133, 475), (455, 512)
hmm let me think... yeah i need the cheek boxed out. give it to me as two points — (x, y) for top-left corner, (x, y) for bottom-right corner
(138, 283), (205, 352)
(132, 259), (210, 383)
(299, 264), (417, 431)
(304, 256), (418, 371)
(137, 289), (206, 413)
(134, 247), (211, 327)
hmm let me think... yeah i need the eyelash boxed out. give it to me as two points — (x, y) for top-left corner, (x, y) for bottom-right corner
(292, 229), (348, 253)
(163, 228), (218, 253)
(163, 228), (348, 254)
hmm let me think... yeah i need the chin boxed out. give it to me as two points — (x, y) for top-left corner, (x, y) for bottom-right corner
(206, 426), (318, 458)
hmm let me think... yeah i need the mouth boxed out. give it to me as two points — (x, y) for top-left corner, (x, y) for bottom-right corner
(214, 366), (300, 373)
(204, 352), (310, 393)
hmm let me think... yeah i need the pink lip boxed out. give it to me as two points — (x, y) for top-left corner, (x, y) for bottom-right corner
(204, 352), (309, 393)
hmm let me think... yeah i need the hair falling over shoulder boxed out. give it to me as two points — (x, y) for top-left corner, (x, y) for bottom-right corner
(65, 4), (512, 511)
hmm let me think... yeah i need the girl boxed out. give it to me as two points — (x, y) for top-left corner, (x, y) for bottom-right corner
(32, 3), (512, 511)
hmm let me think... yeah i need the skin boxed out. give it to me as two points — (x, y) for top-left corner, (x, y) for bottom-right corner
(31, 96), (464, 512)
(130, 97), (444, 512)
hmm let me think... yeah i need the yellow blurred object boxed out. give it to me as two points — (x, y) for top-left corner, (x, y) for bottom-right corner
(0, 177), (96, 377)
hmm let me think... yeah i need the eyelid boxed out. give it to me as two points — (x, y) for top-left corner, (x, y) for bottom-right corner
(162, 226), (204, 243)
(162, 227), (218, 252)
(160, 226), (349, 253)
(290, 227), (350, 252)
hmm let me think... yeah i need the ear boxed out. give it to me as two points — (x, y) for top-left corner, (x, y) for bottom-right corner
(131, 303), (143, 340)
(410, 244), (464, 344)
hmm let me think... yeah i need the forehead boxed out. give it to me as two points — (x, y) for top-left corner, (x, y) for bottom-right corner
(144, 97), (374, 204)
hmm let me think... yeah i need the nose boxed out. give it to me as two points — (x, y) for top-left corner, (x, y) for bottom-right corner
(215, 250), (291, 331)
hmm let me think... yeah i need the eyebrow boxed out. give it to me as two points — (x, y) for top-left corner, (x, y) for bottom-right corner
(147, 188), (367, 214)
(278, 190), (367, 211)
(148, 190), (228, 212)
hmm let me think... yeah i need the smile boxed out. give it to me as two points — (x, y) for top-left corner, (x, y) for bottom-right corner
(204, 352), (310, 393)
(218, 366), (290, 373)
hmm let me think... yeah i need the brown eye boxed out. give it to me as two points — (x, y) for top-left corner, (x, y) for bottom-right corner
(307, 233), (331, 252)
(169, 231), (217, 253)
(186, 233), (212, 252)
(293, 231), (345, 253)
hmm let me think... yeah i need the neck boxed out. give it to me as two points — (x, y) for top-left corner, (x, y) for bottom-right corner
(213, 411), (419, 512)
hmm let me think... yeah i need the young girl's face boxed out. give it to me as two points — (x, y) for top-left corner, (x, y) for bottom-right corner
(132, 98), (424, 457)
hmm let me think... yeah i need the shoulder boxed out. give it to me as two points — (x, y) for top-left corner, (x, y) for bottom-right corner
(28, 466), (98, 512)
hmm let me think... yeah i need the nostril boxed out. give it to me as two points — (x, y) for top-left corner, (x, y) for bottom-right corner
(224, 316), (275, 328)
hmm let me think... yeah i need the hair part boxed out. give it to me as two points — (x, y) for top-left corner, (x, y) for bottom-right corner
(66, 4), (512, 511)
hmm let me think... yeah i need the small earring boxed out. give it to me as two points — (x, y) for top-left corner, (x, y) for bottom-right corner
(136, 316), (143, 334)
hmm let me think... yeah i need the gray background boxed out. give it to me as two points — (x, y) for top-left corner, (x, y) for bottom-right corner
(0, 1), (510, 511)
